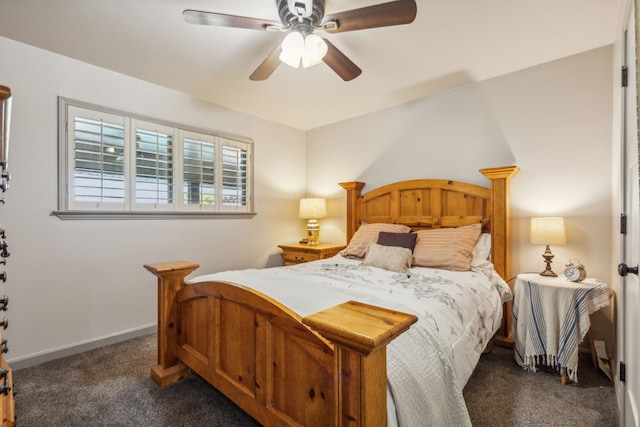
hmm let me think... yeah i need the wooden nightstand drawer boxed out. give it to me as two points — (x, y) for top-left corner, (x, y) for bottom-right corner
(278, 243), (346, 266)
(283, 251), (320, 265)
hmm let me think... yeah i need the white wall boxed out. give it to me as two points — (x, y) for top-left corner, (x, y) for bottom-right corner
(0, 34), (617, 369)
(307, 46), (615, 348)
(0, 36), (307, 365)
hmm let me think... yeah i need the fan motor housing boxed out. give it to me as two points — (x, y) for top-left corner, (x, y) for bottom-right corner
(278, 0), (325, 27)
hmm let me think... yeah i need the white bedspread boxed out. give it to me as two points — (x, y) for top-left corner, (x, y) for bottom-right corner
(189, 255), (510, 427)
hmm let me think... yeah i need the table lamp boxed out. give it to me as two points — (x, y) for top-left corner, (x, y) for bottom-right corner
(299, 198), (327, 246)
(530, 217), (566, 277)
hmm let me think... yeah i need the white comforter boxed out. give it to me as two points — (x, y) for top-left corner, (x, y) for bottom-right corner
(189, 255), (511, 427)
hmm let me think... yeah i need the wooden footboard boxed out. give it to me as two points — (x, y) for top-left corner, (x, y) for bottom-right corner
(144, 261), (417, 427)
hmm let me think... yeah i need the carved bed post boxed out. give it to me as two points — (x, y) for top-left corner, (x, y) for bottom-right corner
(302, 301), (417, 426)
(479, 166), (519, 347)
(339, 181), (365, 242)
(144, 261), (200, 386)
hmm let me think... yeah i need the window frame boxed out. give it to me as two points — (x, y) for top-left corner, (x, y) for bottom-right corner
(54, 97), (255, 220)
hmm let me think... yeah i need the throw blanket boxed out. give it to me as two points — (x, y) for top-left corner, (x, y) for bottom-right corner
(190, 255), (510, 426)
(387, 324), (470, 426)
(513, 274), (609, 382)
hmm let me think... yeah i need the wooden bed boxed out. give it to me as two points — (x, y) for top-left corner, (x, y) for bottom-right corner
(144, 165), (518, 427)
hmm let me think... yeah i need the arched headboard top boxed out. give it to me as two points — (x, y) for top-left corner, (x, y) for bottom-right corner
(353, 178), (491, 231)
(339, 166), (519, 281)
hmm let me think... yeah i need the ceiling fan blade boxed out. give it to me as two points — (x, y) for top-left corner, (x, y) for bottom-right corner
(322, 39), (362, 81)
(250, 45), (283, 81)
(320, 0), (417, 33)
(183, 9), (286, 31)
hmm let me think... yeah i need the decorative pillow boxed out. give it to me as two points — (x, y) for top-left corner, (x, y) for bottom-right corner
(362, 243), (412, 274)
(471, 233), (492, 267)
(377, 231), (418, 252)
(412, 223), (482, 271)
(343, 223), (412, 258)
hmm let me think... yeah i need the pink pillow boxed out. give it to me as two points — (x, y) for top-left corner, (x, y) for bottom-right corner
(343, 223), (412, 258)
(412, 223), (482, 271)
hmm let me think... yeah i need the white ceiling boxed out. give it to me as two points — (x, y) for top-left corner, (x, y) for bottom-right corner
(0, 0), (621, 130)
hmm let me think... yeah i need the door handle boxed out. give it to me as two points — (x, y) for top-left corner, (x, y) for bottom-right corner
(618, 263), (639, 276)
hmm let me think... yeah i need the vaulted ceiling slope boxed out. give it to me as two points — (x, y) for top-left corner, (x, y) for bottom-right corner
(0, 0), (620, 130)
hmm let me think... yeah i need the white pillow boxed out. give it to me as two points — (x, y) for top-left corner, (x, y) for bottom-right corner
(471, 233), (492, 267)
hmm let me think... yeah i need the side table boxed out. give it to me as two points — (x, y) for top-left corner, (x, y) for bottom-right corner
(512, 273), (610, 384)
(278, 243), (346, 266)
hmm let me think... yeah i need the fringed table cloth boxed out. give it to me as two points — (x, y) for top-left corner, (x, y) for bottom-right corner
(512, 273), (609, 383)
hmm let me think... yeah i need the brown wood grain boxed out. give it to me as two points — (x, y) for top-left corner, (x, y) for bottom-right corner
(146, 166), (518, 425)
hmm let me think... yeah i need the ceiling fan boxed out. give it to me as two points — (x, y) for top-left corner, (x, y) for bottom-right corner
(183, 0), (417, 81)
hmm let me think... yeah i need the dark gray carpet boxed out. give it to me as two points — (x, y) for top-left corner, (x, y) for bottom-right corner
(14, 334), (260, 427)
(13, 334), (617, 426)
(464, 346), (618, 426)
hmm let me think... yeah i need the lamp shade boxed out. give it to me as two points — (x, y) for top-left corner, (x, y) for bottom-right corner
(299, 198), (327, 219)
(530, 217), (567, 245)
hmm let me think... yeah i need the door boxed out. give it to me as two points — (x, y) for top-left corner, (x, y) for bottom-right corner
(621, 6), (640, 426)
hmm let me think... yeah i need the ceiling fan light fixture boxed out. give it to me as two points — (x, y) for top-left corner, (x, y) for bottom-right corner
(301, 33), (327, 68)
(279, 31), (304, 67)
(280, 31), (327, 69)
(184, 0), (417, 81)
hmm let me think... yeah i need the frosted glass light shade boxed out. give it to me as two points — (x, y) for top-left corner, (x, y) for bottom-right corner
(279, 32), (304, 68)
(302, 33), (328, 68)
(280, 32), (327, 69)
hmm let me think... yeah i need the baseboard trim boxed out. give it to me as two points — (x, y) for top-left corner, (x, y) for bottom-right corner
(8, 324), (157, 370)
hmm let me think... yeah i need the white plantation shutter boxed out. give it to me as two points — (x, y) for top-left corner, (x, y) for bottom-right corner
(220, 138), (250, 212)
(59, 99), (253, 217)
(68, 106), (127, 210)
(182, 131), (216, 210)
(133, 121), (175, 210)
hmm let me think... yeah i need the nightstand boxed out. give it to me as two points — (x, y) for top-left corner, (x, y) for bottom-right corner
(278, 243), (346, 266)
(512, 273), (610, 384)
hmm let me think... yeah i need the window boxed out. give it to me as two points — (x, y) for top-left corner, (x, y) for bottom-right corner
(56, 98), (254, 218)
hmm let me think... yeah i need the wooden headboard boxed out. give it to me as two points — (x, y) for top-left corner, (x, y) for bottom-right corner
(340, 166), (519, 346)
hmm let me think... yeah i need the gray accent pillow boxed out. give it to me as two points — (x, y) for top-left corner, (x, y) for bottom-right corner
(362, 243), (413, 274)
(377, 231), (418, 252)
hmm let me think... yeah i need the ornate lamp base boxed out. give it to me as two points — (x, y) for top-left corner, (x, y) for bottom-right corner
(539, 244), (557, 277)
(306, 219), (320, 246)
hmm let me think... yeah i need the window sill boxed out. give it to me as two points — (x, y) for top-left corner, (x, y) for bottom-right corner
(51, 211), (257, 220)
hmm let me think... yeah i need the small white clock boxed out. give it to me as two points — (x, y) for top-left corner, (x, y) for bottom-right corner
(564, 259), (586, 282)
